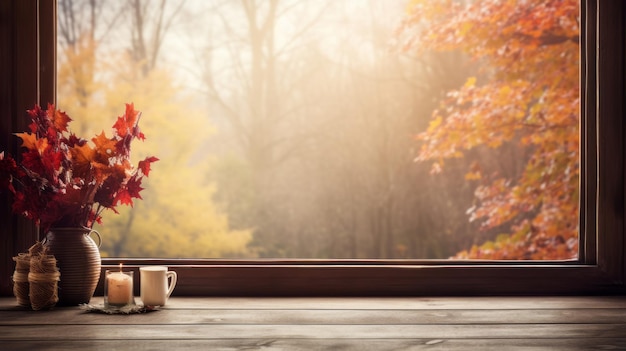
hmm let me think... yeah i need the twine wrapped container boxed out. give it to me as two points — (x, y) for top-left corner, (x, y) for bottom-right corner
(28, 253), (60, 310)
(12, 253), (31, 307)
(12, 242), (61, 310)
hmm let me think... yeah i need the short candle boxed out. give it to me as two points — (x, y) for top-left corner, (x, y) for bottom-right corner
(106, 265), (133, 306)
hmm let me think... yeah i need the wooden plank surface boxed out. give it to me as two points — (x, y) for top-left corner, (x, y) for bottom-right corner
(3, 323), (626, 339)
(1, 296), (625, 350)
(2, 308), (626, 325)
(5, 295), (625, 309)
(1, 339), (626, 351)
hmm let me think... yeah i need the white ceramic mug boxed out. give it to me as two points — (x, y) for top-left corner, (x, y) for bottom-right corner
(139, 266), (177, 306)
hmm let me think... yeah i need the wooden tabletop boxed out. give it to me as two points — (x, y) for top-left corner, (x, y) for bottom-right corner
(1, 296), (626, 350)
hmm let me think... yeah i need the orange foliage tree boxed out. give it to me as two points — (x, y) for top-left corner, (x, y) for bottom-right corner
(398, 0), (579, 259)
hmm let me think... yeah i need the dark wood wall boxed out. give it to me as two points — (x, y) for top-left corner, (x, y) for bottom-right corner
(0, 0), (55, 296)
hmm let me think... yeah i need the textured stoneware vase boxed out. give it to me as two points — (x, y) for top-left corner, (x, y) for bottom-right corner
(42, 228), (101, 305)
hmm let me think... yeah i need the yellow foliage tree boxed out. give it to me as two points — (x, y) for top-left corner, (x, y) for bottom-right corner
(57, 35), (253, 258)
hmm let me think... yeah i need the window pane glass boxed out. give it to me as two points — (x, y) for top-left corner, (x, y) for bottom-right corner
(56, 0), (579, 260)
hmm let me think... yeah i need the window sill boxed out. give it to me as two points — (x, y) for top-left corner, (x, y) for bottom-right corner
(99, 260), (626, 296)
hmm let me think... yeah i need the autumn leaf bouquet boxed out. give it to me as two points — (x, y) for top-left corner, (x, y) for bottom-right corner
(0, 103), (157, 234)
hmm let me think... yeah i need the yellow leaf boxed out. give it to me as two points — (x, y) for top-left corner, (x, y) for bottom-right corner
(427, 115), (443, 132)
(465, 171), (482, 180)
(464, 76), (477, 88)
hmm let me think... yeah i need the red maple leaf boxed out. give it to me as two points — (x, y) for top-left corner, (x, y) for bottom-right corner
(0, 152), (19, 192)
(112, 176), (144, 207)
(26, 104), (48, 134)
(113, 103), (141, 138)
(138, 156), (159, 176)
(126, 176), (144, 200)
(114, 188), (134, 207)
(2, 103), (157, 231)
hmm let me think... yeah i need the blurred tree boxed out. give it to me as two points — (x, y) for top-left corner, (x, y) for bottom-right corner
(398, 0), (579, 259)
(198, 0), (480, 258)
(197, 0), (336, 256)
(57, 0), (252, 257)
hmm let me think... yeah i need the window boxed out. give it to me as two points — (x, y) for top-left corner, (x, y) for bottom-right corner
(1, 0), (624, 296)
(57, 0), (580, 261)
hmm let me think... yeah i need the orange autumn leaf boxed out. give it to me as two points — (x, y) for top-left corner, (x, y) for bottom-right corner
(70, 143), (96, 178)
(399, 0), (579, 260)
(91, 131), (118, 161)
(14, 132), (39, 151)
(47, 106), (72, 132)
(113, 103), (142, 139)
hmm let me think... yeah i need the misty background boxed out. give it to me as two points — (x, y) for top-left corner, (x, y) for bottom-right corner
(56, 0), (520, 259)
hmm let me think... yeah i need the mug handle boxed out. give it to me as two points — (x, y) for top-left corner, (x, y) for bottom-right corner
(166, 271), (177, 298)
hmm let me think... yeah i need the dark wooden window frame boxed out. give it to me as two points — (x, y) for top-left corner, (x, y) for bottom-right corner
(1, 0), (624, 296)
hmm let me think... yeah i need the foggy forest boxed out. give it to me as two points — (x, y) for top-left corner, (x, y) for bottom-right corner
(56, 0), (580, 260)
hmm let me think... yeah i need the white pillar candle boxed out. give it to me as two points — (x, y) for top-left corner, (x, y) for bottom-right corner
(106, 271), (133, 306)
